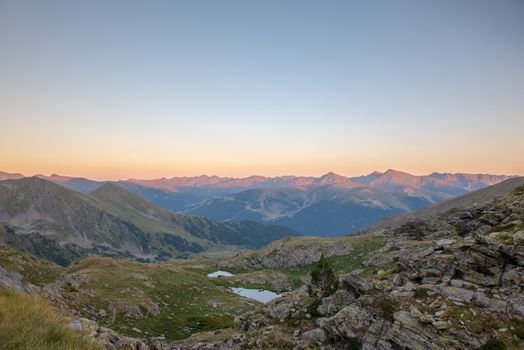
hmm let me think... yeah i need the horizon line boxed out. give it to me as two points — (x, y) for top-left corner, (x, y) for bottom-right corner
(1, 168), (520, 183)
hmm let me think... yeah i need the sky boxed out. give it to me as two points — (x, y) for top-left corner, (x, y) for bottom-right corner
(1, 0), (523, 180)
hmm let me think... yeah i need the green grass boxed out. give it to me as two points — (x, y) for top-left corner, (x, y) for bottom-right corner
(0, 245), (62, 286)
(62, 257), (254, 341)
(0, 289), (101, 350)
(279, 235), (386, 288)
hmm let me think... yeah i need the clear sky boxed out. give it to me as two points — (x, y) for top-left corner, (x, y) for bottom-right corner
(1, 0), (523, 180)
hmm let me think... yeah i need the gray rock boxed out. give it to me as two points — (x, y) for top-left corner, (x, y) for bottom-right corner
(436, 239), (455, 248)
(340, 274), (372, 296)
(437, 286), (474, 303)
(301, 328), (326, 342)
(318, 289), (355, 316)
(0, 267), (38, 294)
(472, 291), (507, 313)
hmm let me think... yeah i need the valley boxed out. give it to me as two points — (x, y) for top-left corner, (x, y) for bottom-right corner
(1, 177), (522, 349)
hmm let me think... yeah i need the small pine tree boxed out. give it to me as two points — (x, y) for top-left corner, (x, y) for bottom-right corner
(310, 253), (338, 297)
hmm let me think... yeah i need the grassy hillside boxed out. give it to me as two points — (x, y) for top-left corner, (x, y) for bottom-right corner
(0, 244), (62, 286)
(0, 243), (261, 342)
(90, 183), (298, 249)
(0, 289), (100, 350)
(39, 256), (258, 341)
(0, 177), (298, 265)
(89, 183), (206, 244)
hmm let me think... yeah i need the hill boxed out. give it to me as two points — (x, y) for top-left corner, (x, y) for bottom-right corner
(0, 178), (298, 265)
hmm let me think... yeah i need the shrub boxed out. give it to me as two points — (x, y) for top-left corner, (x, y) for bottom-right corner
(310, 253), (339, 297)
(509, 318), (524, 339)
(377, 298), (396, 322)
(344, 337), (362, 350)
(512, 185), (524, 196)
(479, 338), (506, 350)
(414, 287), (429, 299)
(307, 297), (322, 317)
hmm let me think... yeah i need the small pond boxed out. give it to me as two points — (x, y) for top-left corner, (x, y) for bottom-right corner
(207, 270), (282, 303)
(230, 287), (281, 303)
(207, 270), (234, 278)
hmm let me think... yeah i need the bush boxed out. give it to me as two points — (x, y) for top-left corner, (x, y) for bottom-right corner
(307, 297), (322, 317)
(509, 318), (524, 339)
(377, 298), (396, 322)
(344, 337), (362, 350)
(310, 253), (339, 297)
(414, 287), (429, 299)
(479, 338), (506, 350)
(512, 185), (524, 196)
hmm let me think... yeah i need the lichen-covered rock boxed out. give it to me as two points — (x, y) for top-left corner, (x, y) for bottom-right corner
(339, 274), (372, 296)
(301, 328), (326, 342)
(318, 289), (355, 316)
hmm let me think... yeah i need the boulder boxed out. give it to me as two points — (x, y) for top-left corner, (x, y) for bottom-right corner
(301, 328), (327, 342)
(318, 289), (355, 316)
(340, 274), (372, 296)
(436, 286), (474, 303)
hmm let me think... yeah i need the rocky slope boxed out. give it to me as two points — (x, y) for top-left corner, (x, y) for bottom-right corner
(367, 176), (524, 233)
(219, 236), (359, 271)
(173, 182), (524, 349)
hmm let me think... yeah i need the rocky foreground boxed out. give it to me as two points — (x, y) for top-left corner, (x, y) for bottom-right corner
(171, 184), (524, 349)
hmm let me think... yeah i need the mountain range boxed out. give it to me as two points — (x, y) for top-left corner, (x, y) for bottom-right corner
(0, 169), (515, 236)
(0, 177), (297, 265)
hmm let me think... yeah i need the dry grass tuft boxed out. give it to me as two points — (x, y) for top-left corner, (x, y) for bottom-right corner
(0, 289), (101, 350)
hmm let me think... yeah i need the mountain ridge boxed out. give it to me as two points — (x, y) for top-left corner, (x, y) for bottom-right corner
(0, 177), (299, 265)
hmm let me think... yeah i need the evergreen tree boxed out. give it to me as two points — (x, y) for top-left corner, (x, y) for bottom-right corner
(310, 253), (338, 297)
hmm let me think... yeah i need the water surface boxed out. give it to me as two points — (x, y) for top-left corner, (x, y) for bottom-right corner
(230, 287), (281, 303)
(207, 270), (234, 278)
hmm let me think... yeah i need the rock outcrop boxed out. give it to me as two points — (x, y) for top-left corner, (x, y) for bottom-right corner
(219, 236), (355, 270)
(174, 184), (524, 349)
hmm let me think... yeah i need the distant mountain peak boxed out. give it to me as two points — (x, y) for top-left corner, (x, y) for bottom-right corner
(319, 172), (346, 181)
(90, 182), (121, 194)
(0, 171), (25, 181)
(383, 169), (411, 176)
